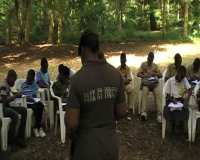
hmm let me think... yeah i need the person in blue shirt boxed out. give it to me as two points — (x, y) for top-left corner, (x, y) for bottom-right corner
(21, 69), (46, 138)
(36, 57), (50, 88)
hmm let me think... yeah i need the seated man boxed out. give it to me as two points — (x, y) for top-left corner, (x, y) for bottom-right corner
(53, 65), (70, 104)
(165, 53), (182, 82)
(187, 58), (200, 85)
(21, 69), (46, 138)
(164, 66), (192, 134)
(0, 70), (27, 149)
(117, 53), (134, 113)
(36, 57), (50, 88)
(137, 52), (162, 121)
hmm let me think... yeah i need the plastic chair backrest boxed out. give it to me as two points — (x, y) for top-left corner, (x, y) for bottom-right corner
(14, 79), (26, 92)
(0, 103), (3, 118)
(50, 82), (63, 111)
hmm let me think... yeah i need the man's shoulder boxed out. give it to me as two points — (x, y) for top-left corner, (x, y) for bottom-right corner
(167, 76), (175, 83)
(167, 63), (175, 69)
(141, 61), (147, 66)
(0, 81), (8, 90)
(153, 62), (158, 67)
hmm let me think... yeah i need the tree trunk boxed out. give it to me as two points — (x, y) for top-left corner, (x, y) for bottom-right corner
(57, 14), (63, 45)
(48, 9), (54, 43)
(183, 0), (189, 37)
(6, 10), (12, 45)
(116, 0), (122, 31)
(161, 0), (167, 38)
(25, 0), (32, 43)
(177, 2), (180, 21)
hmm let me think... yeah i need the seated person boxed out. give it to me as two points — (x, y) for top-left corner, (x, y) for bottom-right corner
(164, 66), (192, 133)
(57, 64), (74, 80)
(194, 83), (200, 110)
(165, 53), (182, 82)
(137, 52), (162, 121)
(53, 65), (70, 104)
(21, 69), (46, 138)
(36, 57), (50, 88)
(117, 53), (134, 113)
(187, 58), (200, 85)
(0, 70), (27, 149)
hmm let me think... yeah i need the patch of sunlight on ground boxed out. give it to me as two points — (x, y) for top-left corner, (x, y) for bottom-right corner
(107, 43), (200, 69)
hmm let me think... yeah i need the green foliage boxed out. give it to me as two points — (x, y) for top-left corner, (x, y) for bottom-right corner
(0, 0), (199, 44)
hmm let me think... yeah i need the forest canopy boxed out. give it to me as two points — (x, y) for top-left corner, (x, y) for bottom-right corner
(0, 0), (199, 45)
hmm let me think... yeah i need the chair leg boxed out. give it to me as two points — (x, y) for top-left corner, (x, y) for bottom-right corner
(1, 118), (11, 151)
(26, 109), (33, 138)
(54, 113), (58, 135)
(48, 101), (54, 129)
(162, 118), (166, 140)
(188, 111), (192, 143)
(60, 111), (66, 144)
(192, 118), (197, 142)
(138, 91), (142, 114)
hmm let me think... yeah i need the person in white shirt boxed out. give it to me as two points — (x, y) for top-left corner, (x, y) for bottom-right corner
(163, 66), (192, 134)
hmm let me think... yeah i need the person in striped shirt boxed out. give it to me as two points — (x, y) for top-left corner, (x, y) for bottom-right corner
(21, 69), (46, 138)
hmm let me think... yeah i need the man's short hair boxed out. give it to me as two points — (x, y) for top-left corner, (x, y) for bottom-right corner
(7, 69), (17, 79)
(177, 65), (186, 74)
(120, 53), (126, 59)
(78, 30), (99, 56)
(41, 57), (48, 66)
(58, 64), (64, 74)
(174, 53), (181, 59)
(63, 66), (70, 77)
(148, 52), (154, 57)
(27, 69), (35, 77)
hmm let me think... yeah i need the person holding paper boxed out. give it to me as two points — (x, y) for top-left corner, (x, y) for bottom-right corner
(164, 66), (192, 133)
(137, 52), (162, 122)
(21, 69), (46, 138)
(0, 70), (27, 150)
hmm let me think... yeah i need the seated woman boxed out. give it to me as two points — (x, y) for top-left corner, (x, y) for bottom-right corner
(164, 66), (192, 133)
(53, 65), (70, 107)
(21, 69), (46, 138)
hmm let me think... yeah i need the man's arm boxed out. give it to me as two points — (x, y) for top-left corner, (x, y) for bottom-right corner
(66, 108), (80, 131)
(65, 81), (80, 131)
(137, 63), (148, 78)
(0, 92), (21, 105)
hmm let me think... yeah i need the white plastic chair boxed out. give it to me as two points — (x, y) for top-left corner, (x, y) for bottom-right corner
(50, 82), (66, 144)
(191, 84), (200, 142)
(13, 79), (34, 138)
(0, 103), (11, 151)
(9, 96), (33, 138)
(161, 84), (192, 142)
(136, 77), (163, 115)
(39, 88), (54, 129)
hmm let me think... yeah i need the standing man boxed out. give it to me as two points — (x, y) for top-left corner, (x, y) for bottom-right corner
(66, 31), (128, 160)
(165, 53), (182, 82)
(117, 53), (135, 113)
(36, 57), (51, 88)
(0, 70), (27, 149)
(137, 52), (162, 122)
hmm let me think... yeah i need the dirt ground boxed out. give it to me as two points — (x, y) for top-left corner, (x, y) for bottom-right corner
(6, 114), (200, 160)
(1, 41), (200, 160)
